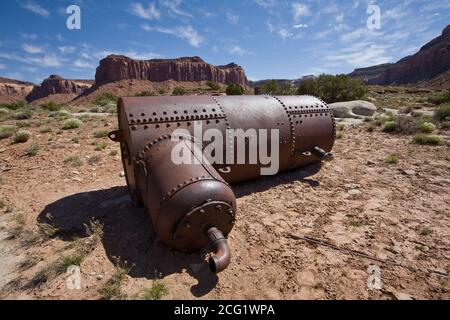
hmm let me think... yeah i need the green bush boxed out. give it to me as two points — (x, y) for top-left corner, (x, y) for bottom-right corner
(64, 155), (83, 167)
(434, 104), (450, 121)
(257, 80), (294, 95)
(172, 87), (186, 96)
(14, 130), (31, 143)
(41, 101), (62, 111)
(413, 134), (443, 146)
(95, 142), (107, 151)
(25, 144), (39, 157)
(93, 92), (117, 106)
(135, 90), (156, 97)
(385, 154), (399, 164)
(428, 89), (450, 105)
(62, 118), (83, 130)
(418, 122), (436, 133)
(49, 110), (70, 119)
(206, 81), (220, 91)
(0, 125), (17, 140)
(13, 109), (33, 120)
(141, 281), (169, 300)
(226, 84), (244, 96)
(93, 129), (110, 138)
(0, 101), (26, 110)
(297, 74), (367, 103)
(383, 121), (398, 133)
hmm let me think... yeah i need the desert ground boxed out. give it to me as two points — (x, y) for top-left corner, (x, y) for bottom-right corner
(0, 87), (449, 300)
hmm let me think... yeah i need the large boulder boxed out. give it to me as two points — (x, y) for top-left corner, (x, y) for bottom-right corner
(329, 100), (377, 119)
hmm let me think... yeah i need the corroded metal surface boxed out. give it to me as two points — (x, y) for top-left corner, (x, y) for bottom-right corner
(111, 95), (336, 273)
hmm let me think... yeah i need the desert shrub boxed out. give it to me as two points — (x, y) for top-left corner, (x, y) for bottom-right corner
(95, 142), (107, 151)
(413, 134), (443, 146)
(385, 154), (399, 164)
(25, 144), (39, 156)
(297, 74), (367, 103)
(440, 121), (450, 130)
(0, 108), (9, 115)
(109, 149), (118, 156)
(258, 80), (294, 95)
(88, 154), (102, 164)
(428, 89), (450, 105)
(158, 89), (166, 95)
(93, 129), (109, 138)
(59, 254), (84, 271)
(49, 110), (70, 119)
(0, 101), (26, 110)
(0, 125), (17, 140)
(383, 121), (398, 133)
(141, 281), (169, 300)
(418, 122), (436, 133)
(13, 109), (33, 120)
(206, 81), (220, 91)
(41, 101), (62, 112)
(226, 84), (244, 96)
(14, 130), (31, 143)
(93, 92), (117, 106)
(39, 127), (52, 133)
(64, 155), (83, 167)
(135, 90), (156, 97)
(336, 132), (343, 139)
(172, 87), (186, 96)
(98, 261), (130, 300)
(62, 118), (83, 130)
(434, 104), (450, 121)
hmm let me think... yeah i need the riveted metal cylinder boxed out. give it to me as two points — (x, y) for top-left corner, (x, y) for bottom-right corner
(111, 95), (335, 273)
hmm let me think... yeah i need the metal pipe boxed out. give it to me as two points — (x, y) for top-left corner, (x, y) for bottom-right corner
(207, 227), (231, 274)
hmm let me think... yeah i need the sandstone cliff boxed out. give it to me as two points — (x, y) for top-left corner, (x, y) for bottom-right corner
(349, 25), (450, 86)
(26, 75), (93, 102)
(0, 78), (35, 99)
(95, 55), (248, 86)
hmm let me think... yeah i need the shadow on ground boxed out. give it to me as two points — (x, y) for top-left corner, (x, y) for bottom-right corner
(37, 163), (321, 297)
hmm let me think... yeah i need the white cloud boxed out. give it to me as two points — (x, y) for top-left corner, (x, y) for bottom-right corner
(227, 45), (251, 56)
(291, 3), (309, 21)
(21, 2), (50, 18)
(278, 28), (293, 40)
(226, 12), (239, 26)
(74, 59), (95, 69)
(293, 24), (308, 29)
(325, 43), (392, 68)
(20, 33), (38, 40)
(160, 0), (192, 18)
(129, 3), (160, 20)
(254, 0), (276, 8)
(22, 44), (44, 54)
(26, 54), (62, 67)
(58, 46), (77, 54)
(142, 25), (203, 47)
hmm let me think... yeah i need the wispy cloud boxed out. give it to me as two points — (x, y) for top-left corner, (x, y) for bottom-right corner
(227, 45), (252, 56)
(21, 1), (50, 18)
(20, 33), (38, 40)
(291, 3), (309, 21)
(73, 59), (95, 69)
(142, 24), (203, 47)
(254, 0), (276, 9)
(58, 46), (76, 54)
(0, 64), (6, 70)
(226, 12), (239, 26)
(160, 0), (192, 18)
(22, 43), (44, 54)
(129, 3), (160, 20)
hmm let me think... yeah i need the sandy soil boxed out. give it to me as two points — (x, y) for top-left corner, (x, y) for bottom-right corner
(0, 103), (449, 300)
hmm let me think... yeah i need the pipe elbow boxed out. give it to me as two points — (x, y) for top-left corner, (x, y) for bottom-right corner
(206, 227), (231, 274)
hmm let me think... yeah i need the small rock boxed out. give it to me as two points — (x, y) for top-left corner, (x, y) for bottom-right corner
(366, 160), (376, 166)
(119, 171), (125, 177)
(96, 275), (103, 280)
(344, 183), (361, 190)
(348, 189), (362, 195)
(71, 177), (83, 182)
(402, 169), (416, 176)
(391, 290), (413, 300)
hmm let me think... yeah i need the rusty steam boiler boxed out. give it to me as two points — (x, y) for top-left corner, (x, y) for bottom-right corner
(109, 95), (335, 274)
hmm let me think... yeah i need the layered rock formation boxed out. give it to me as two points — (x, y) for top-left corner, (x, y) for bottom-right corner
(349, 25), (450, 86)
(26, 75), (93, 102)
(95, 55), (248, 86)
(0, 78), (35, 98)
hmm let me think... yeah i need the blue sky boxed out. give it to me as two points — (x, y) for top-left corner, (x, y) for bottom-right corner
(0, 0), (449, 83)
